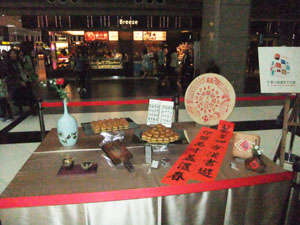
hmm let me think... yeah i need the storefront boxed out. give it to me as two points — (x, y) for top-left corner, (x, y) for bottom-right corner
(82, 30), (168, 76)
(20, 14), (201, 77)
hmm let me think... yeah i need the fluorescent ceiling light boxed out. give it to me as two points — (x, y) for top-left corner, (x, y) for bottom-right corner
(6, 24), (16, 27)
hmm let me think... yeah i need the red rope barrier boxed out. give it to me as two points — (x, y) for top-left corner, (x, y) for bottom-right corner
(236, 95), (287, 101)
(41, 98), (173, 108)
(41, 95), (287, 108)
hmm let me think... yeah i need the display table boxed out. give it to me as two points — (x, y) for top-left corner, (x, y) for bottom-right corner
(0, 122), (293, 225)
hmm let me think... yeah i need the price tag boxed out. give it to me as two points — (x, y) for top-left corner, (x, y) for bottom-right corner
(151, 160), (159, 169)
(145, 144), (152, 164)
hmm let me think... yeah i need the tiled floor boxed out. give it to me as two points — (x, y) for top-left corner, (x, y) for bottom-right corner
(0, 77), (299, 195)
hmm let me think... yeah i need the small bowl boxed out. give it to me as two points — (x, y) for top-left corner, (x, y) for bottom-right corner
(81, 162), (93, 170)
(62, 155), (75, 170)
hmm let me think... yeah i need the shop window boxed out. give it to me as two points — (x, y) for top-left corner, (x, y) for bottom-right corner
(180, 17), (190, 29)
(133, 16), (148, 29)
(110, 16), (117, 28)
(46, 15), (57, 28)
(21, 16), (38, 29)
(250, 21), (268, 34)
(168, 16), (176, 29)
(152, 16), (160, 29)
(70, 16), (87, 29)
(58, 15), (70, 28)
(92, 16), (101, 28)
(192, 16), (202, 29)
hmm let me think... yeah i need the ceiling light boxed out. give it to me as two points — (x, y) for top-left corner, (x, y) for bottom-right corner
(64, 31), (84, 35)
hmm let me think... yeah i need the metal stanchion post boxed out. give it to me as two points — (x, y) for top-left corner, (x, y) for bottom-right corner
(173, 93), (179, 123)
(38, 99), (46, 140)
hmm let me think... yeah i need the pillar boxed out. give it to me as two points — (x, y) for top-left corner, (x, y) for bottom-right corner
(201, 0), (251, 93)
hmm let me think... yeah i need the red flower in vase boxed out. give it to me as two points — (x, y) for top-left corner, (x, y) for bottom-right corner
(47, 79), (68, 99)
(56, 78), (65, 86)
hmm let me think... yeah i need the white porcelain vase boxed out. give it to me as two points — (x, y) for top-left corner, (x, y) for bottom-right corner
(57, 98), (78, 146)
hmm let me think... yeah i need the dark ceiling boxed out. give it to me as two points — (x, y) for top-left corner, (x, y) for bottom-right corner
(251, 0), (300, 20)
(0, 0), (202, 16)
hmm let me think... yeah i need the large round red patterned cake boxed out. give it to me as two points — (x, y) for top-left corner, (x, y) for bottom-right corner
(184, 73), (236, 126)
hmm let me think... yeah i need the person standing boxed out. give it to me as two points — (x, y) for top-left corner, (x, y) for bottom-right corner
(206, 59), (220, 74)
(157, 47), (165, 76)
(170, 48), (179, 77)
(0, 51), (14, 122)
(142, 48), (151, 78)
(19, 49), (38, 113)
(181, 50), (193, 94)
(181, 50), (192, 77)
(5, 49), (25, 115)
(122, 53), (129, 77)
(74, 48), (87, 92)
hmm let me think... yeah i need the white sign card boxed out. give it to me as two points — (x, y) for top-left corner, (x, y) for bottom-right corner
(108, 31), (118, 41)
(133, 31), (143, 41)
(258, 47), (300, 93)
(147, 99), (174, 127)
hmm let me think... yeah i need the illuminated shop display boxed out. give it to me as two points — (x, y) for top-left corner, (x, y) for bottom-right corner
(108, 31), (119, 41)
(85, 31), (108, 41)
(133, 31), (166, 41)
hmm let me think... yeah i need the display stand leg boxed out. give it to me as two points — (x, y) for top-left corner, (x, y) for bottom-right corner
(279, 96), (291, 167)
(38, 99), (46, 141)
(173, 93), (180, 123)
(273, 94), (300, 167)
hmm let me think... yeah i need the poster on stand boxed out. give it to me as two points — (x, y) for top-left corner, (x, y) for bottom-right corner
(258, 47), (300, 93)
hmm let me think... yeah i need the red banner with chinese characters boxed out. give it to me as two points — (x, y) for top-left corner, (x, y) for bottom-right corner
(161, 120), (234, 185)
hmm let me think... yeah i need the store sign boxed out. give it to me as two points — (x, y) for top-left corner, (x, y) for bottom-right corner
(133, 31), (166, 41)
(258, 47), (300, 93)
(143, 31), (166, 41)
(133, 31), (143, 41)
(109, 31), (118, 41)
(57, 36), (67, 41)
(84, 31), (108, 41)
(119, 19), (138, 25)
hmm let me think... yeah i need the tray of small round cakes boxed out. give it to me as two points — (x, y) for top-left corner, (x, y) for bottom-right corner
(81, 117), (139, 135)
(135, 124), (188, 145)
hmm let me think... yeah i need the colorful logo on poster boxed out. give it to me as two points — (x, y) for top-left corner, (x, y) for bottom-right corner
(270, 53), (290, 78)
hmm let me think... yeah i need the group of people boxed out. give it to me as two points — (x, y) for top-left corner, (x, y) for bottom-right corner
(141, 47), (184, 78)
(0, 48), (37, 122)
(141, 46), (194, 95)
